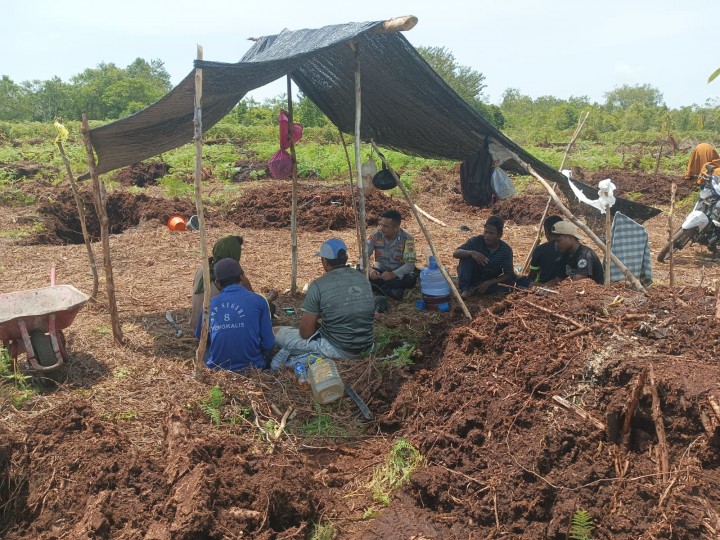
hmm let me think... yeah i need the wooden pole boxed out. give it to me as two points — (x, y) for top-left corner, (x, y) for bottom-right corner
(521, 112), (589, 273)
(193, 45), (209, 380)
(371, 140), (472, 320)
(56, 139), (99, 300)
(521, 163), (647, 293)
(414, 204), (447, 227)
(559, 112), (589, 172)
(371, 15), (418, 33)
(338, 127), (364, 258)
(605, 204), (612, 285)
(287, 75), (299, 295)
(622, 366), (648, 449)
(352, 42), (369, 274)
(80, 114), (124, 345)
(668, 181), (676, 287)
(648, 364), (670, 482)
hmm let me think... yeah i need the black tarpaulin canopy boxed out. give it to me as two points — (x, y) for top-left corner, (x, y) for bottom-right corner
(87, 19), (659, 222)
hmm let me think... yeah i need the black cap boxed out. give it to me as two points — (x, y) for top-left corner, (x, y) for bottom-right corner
(214, 258), (243, 282)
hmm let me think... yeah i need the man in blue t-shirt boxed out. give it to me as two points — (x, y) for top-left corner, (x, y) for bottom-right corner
(195, 258), (275, 371)
(453, 215), (515, 298)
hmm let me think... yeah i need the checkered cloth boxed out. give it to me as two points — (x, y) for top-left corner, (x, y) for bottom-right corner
(604, 212), (653, 286)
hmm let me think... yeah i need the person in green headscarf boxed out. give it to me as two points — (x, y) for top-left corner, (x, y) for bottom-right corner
(191, 235), (277, 330)
(191, 236), (244, 330)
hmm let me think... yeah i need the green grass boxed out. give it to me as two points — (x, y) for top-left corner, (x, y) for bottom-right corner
(301, 402), (348, 438)
(368, 438), (424, 506)
(310, 522), (337, 540)
(0, 347), (38, 408)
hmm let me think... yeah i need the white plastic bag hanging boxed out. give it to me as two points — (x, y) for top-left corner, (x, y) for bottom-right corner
(490, 160), (516, 200)
(568, 178), (616, 213)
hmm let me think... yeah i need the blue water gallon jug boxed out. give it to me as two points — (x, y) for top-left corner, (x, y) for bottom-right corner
(420, 257), (451, 310)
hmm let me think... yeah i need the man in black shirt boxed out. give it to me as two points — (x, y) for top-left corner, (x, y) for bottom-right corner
(552, 221), (604, 285)
(453, 216), (515, 298)
(528, 215), (565, 285)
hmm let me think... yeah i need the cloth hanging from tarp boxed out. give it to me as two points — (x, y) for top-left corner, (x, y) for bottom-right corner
(460, 140), (494, 207)
(278, 109), (303, 150)
(605, 212), (652, 286)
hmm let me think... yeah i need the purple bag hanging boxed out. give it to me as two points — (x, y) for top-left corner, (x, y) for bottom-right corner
(268, 149), (293, 179)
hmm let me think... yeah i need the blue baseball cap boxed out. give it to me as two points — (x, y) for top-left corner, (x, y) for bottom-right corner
(315, 238), (347, 259)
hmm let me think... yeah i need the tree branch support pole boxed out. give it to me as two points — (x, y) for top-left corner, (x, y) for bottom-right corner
(649, 364), (670, 483)
(605, 204), (612, 285)
(371, 140), (472, 320)
(521, 112), (589, 273)
(351, 42), (369, 274)
(57, 140), (99, 300)
(193, 45), (209, 380)
(521, 163), (646, 293)
(81, 114), (124, 345)
(287, 75), (299, 295)
(338, 127), (363, 258)
(668, 181), (676, 288)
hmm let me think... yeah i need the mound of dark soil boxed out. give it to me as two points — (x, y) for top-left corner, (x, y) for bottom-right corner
(229, 184), (407, 231)
(581, 169), (695, 206)
(375, 281), (720, 538)
(31, 188), (200, 245)
(1, 401), (318, 539)
(115, 162), (171, 187)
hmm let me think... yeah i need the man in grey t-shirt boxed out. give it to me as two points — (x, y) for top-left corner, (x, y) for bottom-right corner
(274, 238), (375, 359)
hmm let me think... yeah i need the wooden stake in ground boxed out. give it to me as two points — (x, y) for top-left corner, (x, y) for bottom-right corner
(520, 163), (646, 293)
(648, 364), (670, 482)
(521, 112), (589, 273)
(669, 181), (676, 288)
(55, 127), (99, 300)
(80, 114), (124, 345)
(605, 203), (612, 285)
(337, 128), (364, 259)
(371, 140), (472, 320)
(622, 366), (648, 449)
(352, 42), (369, 274)
(287, 75), (299, 295)
(192, 45), (209, 380)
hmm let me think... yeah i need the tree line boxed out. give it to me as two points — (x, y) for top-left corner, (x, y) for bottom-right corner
(1, 50), (718, 141)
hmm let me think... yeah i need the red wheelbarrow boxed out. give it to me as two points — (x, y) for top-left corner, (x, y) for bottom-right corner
(0, 285), (90, 372)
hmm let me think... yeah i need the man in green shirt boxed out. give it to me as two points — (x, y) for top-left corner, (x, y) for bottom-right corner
(274, 238), (375, 359)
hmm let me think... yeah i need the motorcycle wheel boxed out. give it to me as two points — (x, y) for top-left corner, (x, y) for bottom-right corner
(657, 227), (694, 263)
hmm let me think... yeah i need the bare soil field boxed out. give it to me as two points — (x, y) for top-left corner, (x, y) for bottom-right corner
(1, 163), (719, 539)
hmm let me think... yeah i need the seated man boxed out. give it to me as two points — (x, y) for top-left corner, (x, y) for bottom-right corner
(551, 221), (604, 284)
(367, 210), (418, 300)
(274, 238), (375, 359)
(527, 215), (565, 285)
(191, 235), (277, 330)
(453, 215), (515, 298)
(195, 258), (275, 371)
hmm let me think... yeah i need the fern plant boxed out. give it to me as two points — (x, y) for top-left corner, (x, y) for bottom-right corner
(201, 385), (224, 426)
(569, 509), (594, 540)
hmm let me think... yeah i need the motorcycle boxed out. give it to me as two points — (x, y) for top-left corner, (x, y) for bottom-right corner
(658, 164), (720, 262)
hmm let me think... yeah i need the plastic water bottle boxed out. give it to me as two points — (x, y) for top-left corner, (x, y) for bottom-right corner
(294, 362), (310, 390)
(420, 256), (451, 309)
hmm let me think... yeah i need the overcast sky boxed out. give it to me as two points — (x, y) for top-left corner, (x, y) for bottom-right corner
(5, 0), (718, 109)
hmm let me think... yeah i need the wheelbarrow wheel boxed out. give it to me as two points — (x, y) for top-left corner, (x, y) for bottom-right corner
(29, 331), (64, 385)
(30, 331), (56, 367)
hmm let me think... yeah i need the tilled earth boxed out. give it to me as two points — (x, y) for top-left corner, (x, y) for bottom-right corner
(1, 163), (719, 539)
